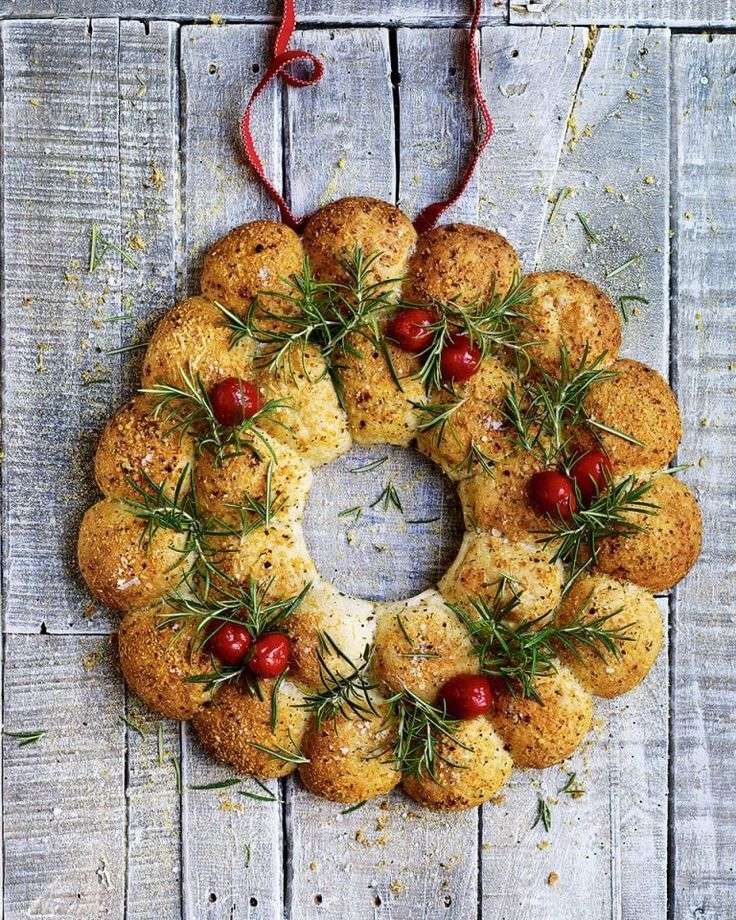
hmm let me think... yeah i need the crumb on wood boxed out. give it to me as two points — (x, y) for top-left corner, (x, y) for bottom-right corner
(547, 871), (559, 887)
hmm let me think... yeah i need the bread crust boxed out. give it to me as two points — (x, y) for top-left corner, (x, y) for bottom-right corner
(557, 574), (663, 698)
(403, 224), (520, 306)
(78, 499), (189, 612)
(518, 271), (621, 375)
(200, 220), (304, 318)
(118, 607), (210, 719)
(141, 296), (252, 390)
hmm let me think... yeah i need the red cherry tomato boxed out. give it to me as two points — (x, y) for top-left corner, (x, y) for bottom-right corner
(570, 449), (613, 504)
(210, 377), (263, 427)
(440, 334), (481, 383)
(387, 308), (437, 353)
(249, 633), (291, 678)
(207, 620), (253, 667)
(528, 470), (578, 520)
(438, 674), (501, 720)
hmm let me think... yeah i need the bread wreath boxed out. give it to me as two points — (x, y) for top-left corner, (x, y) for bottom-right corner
(77, 196), (701, 810)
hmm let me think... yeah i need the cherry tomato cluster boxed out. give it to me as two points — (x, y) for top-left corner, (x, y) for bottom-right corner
(527, 449), (613, 521)
(207, 620), (291, 679)
(387, 308), (481, 383)
(210, 377), (263, 427)
(437, 673), (504, 719)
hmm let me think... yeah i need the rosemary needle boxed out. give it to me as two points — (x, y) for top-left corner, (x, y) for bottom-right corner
(4, 729), (46, 747)
(576, 211), (601, 244)
(605, 254), (642, 280)
(350, 456), (388, 473)
(532, 796), (552, 832)
(189, 777), (242, 791)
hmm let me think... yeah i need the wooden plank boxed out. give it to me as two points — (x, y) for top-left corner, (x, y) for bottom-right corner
(1, 18), (125, 635)
(179, 24), (284, 919)
(478, 25), (586, 266)
(671, 32), (736, 920)
(0, 2), (506, 25)
(397, 26), (479, 224)
(285, 25), (477, 920)
(510, 1), (735, 27)
(534, 26), (671, 377)
(3, 634), (126, 920)
(478, 27), (670, 920)
(117, 20), (183, 920)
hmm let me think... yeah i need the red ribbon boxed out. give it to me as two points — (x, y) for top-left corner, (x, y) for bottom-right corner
(239, 0), (492, 234)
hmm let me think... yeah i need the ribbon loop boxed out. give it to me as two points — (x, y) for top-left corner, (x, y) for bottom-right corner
(240, 0), (491, 234)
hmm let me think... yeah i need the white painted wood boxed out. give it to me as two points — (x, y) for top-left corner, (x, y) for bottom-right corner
(3, 634), (126, 920)
(180, 23), (282, 292)
(478, 25), (586, 267)
(478, 27), (670, 920)
(285, 27), (394, 215)
(510, 0), (736, 26)
(179, 24), (285, 919)
(671, 32), (736, 920)
(397, 26), (479, 224)
(117, 20), (184, 919)
(1, 18), (124, 635)
(0, 2), (506, 25)
(534, 26), (671, 377)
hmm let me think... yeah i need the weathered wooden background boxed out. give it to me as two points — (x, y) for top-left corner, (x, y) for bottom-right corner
(0, 2), (734, 919)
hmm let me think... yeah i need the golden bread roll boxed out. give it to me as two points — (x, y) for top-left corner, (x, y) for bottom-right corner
(78, 499), (189, 612)
(257, 344), (352, 465)
(415, 355), (514, 479)
(518, 271), (621, 375)
(118, 607), (210, 719)
(299, 708), (400, 803)
(194, 431), (312, 527)
(374, 590), (478, 701)
(402, 716), (512, 810)
(339, 334), (426, 446)
(403, 224), (520, 306)
(302, 196), (416, 294)
(490, 665), (593, 768)
(594, 473), (702, 592)
(200, 220), (304, 318)
(94, 394), (194, 501)
(284, 580), (375, 689)
(556, 574), (663, 698)
(141, 295), (253, 390)
(193, 678), (308, 779)
(439, 531), (563, 625)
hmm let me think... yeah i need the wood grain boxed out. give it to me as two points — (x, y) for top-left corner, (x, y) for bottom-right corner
(3, 634), (126, 920)
(510, 1), (736, 26)
(671, 32), (736, 920)
(478, 27), (671, 920)
(1, 19), (124, 635)
(117, 20), (184, 920)
(179, 24), (285, 919)
(478, 25), (586, 267)
(0, 1), (506, 24)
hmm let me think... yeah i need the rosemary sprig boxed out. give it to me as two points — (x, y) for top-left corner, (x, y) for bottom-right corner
(4, 729), (46, 747)
(449, 581), (634, 701)
(383, 689), (470, 780)
(576, 211), (601, 245)
(412, 273), (531, 393)
(370, 480), (403, 514)
(298, 634), (378, 726)
(351, 456), (388, 473)
(236, 247), (399, 375)
(89, 222), (138, 271)
(532, 796), (552, 832)
(141, 366), (287, 464)
(229, 462), (287, 536)
(538, 473), (659, 578)
(165, 579), (310, 653)
(189, 777), (242, 791)
(248, 735), (309, 765)
(503, 347), (638, 466)
(453, 441), (498, 477)
(410, 396), (467, 446)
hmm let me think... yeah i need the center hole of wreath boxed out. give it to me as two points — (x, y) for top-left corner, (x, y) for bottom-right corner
(302, 445), (464, 602)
